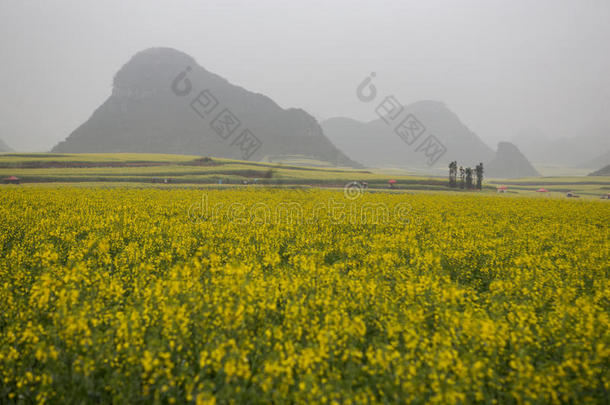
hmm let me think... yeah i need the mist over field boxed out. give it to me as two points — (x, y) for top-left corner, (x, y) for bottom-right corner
(1, 0), (609, 172)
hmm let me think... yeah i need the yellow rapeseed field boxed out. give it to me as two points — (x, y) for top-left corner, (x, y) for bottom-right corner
(0, 187), (608, 404)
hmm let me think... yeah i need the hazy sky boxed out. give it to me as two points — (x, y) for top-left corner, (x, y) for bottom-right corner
(1, 0), (609, 151)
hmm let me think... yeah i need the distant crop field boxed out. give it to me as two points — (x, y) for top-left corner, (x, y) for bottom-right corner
(0, 153), (445, 189)
(1, 187), (608, 403)
(487, 178), (610, 198)
(0, 152), (200, 163)
(4, 153), (609, 199)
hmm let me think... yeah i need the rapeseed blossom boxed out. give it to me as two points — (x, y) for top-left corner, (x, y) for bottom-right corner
(0, 187), (608, 403)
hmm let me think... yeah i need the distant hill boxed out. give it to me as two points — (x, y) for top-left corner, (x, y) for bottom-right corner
(589, 164), (610, 176)
(581, 150), (610, 170)
(52, 48), (359, 167)
(486, 142), (540, 178)
(321, 101), (494, 170)
(0, 139), (13, 152)
(511, 129), (610, 167)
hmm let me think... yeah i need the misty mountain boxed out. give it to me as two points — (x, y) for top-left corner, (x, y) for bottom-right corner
(52, 48), (359, 167)
(0, 139), (13, 152)
(486, 142), (540, 178)
(589, 164), (610, 176)
(511, 128), (610, 167)
(321, 101), (494, 170)
(581, 150), (610, 170)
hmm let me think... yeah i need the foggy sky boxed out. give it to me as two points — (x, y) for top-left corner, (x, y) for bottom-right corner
(1, 0), (609, 152)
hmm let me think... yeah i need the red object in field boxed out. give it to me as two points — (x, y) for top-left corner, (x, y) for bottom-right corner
(536, 188), (549, 192)
(388, 180), (397, 184)
(3, 176), (20, 184)
(497, 185), (507, 190)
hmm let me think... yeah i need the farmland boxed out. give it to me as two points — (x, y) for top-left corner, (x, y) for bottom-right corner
(0, 153), (459, 194)
(1, 185), (608, 403)
(2, 153), (610, 200)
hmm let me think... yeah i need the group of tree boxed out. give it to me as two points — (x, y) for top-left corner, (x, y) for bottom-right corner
(449, 161), (483, 190)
